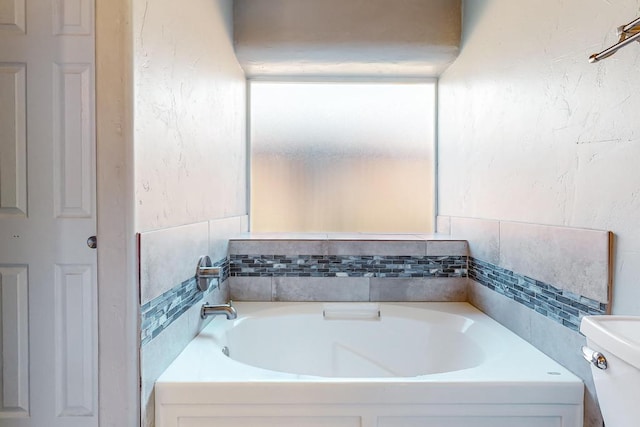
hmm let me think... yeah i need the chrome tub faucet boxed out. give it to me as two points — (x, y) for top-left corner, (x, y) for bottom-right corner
(200, 301), (237, 320)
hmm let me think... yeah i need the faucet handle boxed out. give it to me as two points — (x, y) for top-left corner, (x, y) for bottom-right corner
(196, 255), (221, 292)
(199, 266), (222, 278)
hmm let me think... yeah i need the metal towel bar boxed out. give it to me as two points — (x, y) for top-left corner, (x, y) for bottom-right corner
(590, 16), (640, 62)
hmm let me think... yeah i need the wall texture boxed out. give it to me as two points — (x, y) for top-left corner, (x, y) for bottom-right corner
(96, 0), (138, 424)
(439, 0), (640, 315)
(134, 0), (246, 232)
(132, 0), (247, 425)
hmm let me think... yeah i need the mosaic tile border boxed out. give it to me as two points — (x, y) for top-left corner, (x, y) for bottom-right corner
(229, 255), (468, 278)
(140, 257), (229, 346)
(141, 252), (607, 344)
(469, 257), (607, 331)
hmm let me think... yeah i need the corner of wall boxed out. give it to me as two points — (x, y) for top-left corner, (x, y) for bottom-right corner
(96, 0), (138, 423)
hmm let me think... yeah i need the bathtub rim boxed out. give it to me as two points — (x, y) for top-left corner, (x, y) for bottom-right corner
(155, 301), (584, 406)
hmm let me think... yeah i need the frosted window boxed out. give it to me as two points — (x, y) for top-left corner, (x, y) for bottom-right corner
(250, 81), (435, 233)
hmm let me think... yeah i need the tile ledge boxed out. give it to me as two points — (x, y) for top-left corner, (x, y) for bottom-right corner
(230, 232), (464, 242)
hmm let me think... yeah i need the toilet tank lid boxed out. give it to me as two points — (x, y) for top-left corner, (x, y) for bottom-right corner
(581, 315), (640, 369)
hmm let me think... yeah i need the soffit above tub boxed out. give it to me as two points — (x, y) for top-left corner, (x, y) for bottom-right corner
(233, 0), (462, 78)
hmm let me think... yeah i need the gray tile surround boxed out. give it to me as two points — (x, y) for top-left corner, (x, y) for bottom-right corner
(370, 277), (468, 302)
(139, 215), (248, 427)
(274, 277), (371, 301)
(140, 279), (230, 427)
(139, 221), (209, 305)
(441, 216), (612, 304)
(228, 276), (468, 303)
(226, 240), (470, 303)
(469, 257), (607, 331)
(142, 224), (611, 343)
(229, 276), (273, 301)
(449, 216), (500, 264)
(499, 221), (612, 303)
(141, 252), (470, 343)
(227, 254), (468, 302)
(139, 215), (248, 346)
(229, 254), (468, 278)
(140, 257), (229, 346)
(468, 280), (603, 427)
(142, 226), (610, 427)
(228, 237), (469, 257)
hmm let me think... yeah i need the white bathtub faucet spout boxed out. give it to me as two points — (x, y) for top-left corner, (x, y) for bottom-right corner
(200, 301), (237, 320)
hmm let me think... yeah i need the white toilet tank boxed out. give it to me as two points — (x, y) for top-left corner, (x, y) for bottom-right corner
(581, 316), (640, 427)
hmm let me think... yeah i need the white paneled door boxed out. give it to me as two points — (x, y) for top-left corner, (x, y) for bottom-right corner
(0, 0), (98, 426)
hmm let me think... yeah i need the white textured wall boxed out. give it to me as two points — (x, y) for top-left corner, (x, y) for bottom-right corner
(134, 0), (246, 232)
(132, 1), (246, 424)
(439, 0), (640, 314)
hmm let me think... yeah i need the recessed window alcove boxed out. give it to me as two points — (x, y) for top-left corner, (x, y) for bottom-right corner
(249, 81), (436, 233)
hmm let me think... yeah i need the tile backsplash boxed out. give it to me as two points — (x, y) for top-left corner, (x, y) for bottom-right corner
(229, 254), (467, 278)
(138, 215), (248, 427)
(444, 216), (612, 304)
(140, 222), (612, 345)
(140, 256), (229, 346)
(140, 222), (612, 427)
(139, 221), (209, 305)
(227, 238), (469, 303)
(469, 257), (607, 331)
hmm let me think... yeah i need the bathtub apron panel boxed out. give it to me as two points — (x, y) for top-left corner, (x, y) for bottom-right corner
(155, 302), (583, 427)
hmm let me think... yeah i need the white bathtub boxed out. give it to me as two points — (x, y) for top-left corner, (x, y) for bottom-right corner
(155, 302), (583, 427)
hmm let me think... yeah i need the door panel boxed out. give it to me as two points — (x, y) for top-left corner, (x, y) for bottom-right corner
(0, 266), (29, 416)
(0, 0), (26, 34)
(0, 63), (27, 217)
(52, 0), (93, 36)
(54, 264), (96, 417)
(53, 62), (94, 218)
